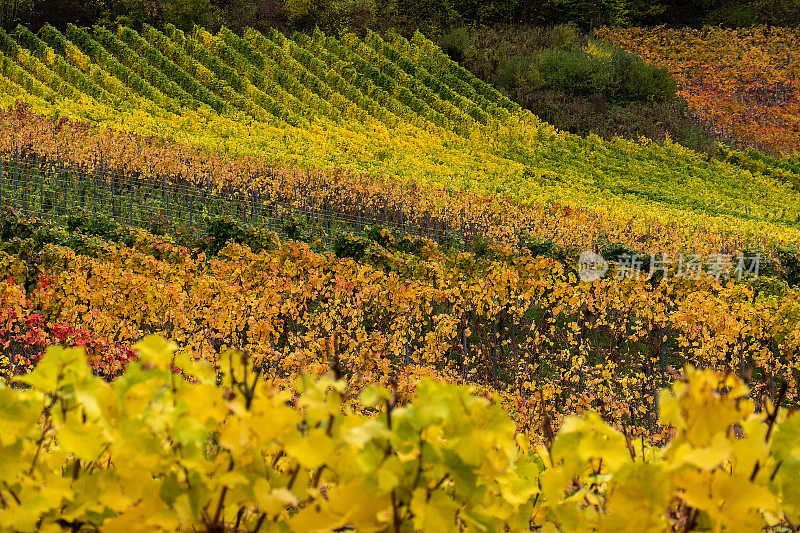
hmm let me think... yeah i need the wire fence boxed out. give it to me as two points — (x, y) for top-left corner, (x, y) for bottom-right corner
(0, 151), (485, 251)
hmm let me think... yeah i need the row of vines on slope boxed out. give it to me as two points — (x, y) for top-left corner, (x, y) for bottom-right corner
(597, 25), (800, 156)
(2, 103), (798, 264)
(0, 25), (799, 242)
(1, 210), (799, 444)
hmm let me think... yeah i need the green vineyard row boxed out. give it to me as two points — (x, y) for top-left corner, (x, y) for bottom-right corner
(0, 24), (799, 249)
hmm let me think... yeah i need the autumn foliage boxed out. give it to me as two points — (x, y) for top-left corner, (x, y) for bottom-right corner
(1, 337), (799, 531)
(598, 25), (800, 156)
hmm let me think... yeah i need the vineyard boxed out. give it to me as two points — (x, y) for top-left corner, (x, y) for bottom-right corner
(598, 25), (800, 156)
(0, 204), (799, 528)
(0, 24), (799, 250)
(0, 204), (798, 426)
(0, 20), (799, 532)
(2, 339), (800, 531)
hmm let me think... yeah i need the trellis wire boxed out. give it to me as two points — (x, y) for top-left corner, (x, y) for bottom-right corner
(0, 153), (486, 249)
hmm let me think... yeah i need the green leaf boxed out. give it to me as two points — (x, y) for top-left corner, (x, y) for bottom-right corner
(134, 335), (177, 371)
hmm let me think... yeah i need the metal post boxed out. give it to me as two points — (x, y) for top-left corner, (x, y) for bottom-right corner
(93, 167), (97, 218)
(461, 325), (468, 379)
(164, 175), (170, 220)
(188, 186), (194, 228)
(13, 150), (18, 200)
(111, 169), (117, 219)
(38, 161), (43, 215)
(405, 331), (410, 367)
(129, 175), (135, 226)
(492, 319), (498, 383)
(23, 157), (28, 213)
(356, 196), (361, 233)
(426, 211), (430, 240)
(326, 201), (332, 244)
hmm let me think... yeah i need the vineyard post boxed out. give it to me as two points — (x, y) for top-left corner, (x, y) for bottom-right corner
(69, 166), (75, 211)
(492, 319), (498, 383)
(461, 319), (468, 379)
(104, 163), (110, 215)
(165, 174), (170, 220)
(129, 175), (135, 227)
(34, 154), (39, 213)
(644, 354), (654, 430)
(432, 273), (438, 315)
(471, 222), (475, 251)
(248, 188), (255, 226)
(400, 201), (404, 238)
(310, 195), (315, 232)
(38, 159), (43, 215)
(199, 185), (207, 222)
(13, 150), (18, 200)
(357, 195), (362, 234)
(405, 331), (410, 367)
(23, 155), (29, 213)
(111, 169), (117, 219)
(266, 194), (278, 231)
(738, 335), (748, 381)
(92, 166), (97, 218)
(320, 198), (326, 245)
(74, 167), (82, 210)
(326, 200), (332, 244)
(426, 211), (430, 240)
(182, 181), (188, 225)
(510, 319), (517, 385)
(45, 163), (53, 215)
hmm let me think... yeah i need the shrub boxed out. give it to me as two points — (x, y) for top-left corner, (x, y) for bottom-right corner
(547, 23), (582, 49)
(2, 338), (800, 531)
(204, 214), (280, 255)
(519, 231), (571, 262)
(439, 25), (477, 63)
(279, 212), (312, 243)
(332, 230), (375, 260)
(496, 55), (542, 93)
(777, 243), (800, 287)
(609, 49), (676, 102)
(537, 48), (608, 96)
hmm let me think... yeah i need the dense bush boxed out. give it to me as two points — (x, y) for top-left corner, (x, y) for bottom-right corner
(332, 230), (378, 260)
(518, 231), (573, 263)
(204, 214), (280, 255)
(438, 26), (477, 63)
(777, 243), (800, 287)
(458, 24), (713, 152)
(608, 49), (676, 101)
(498, 46), (675, 104)
(1, 338), (800, 531)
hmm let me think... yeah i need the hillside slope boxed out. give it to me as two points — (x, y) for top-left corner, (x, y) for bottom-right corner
(598, 25), (800, 156)
(0, 24), (798, 249)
